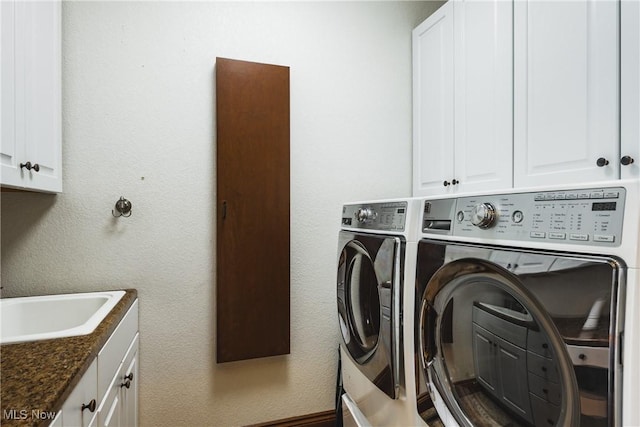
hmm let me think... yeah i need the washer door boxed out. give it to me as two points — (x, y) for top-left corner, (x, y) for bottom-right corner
(339, 239), (381, 362)
(337, 231), (402, 398)
(419, 257), (583, 427)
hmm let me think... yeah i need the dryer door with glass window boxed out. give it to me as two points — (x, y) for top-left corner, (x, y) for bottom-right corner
(337, 231), (402, 398)
(415, 240), (623, 427)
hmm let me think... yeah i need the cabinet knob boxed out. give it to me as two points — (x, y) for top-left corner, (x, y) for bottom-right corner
(621, 156), (635, 166)
(443, 180), (450, 187)
(121, 380), (132, 389)
(452, 179), (459, 185)
(596, 157), (609, 167)
(124, 373), (134, 381)
(19, 161), (40, 172)
(82, 399), (97, 413)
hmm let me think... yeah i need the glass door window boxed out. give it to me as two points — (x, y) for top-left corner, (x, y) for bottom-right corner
(416, 241), (622, 427)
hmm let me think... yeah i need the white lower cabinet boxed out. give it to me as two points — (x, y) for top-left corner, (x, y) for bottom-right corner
(49, 411), (63, 427)
(120, 337), (139, 427)
(99, 334), (139, 427)
(61, 359), (98, 427)
(52, 301), (139, 427)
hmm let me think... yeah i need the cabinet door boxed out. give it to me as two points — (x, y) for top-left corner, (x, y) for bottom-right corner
(98, 375), (122, 427)
(62, 358), (98, 427)
(412, 2), (454, 196)
(19, 0), (62, 192)
(216, 58), (290, 362)
(472, 324), (499, 396)
(49, 411), (63, 427)
(514, 0), (619, 187)
(495, 335), (532, 423)
(121, 335), (139, 427)
(621, 0), (639, 179)
(1, 0), (61, 192)
(453, 0), (513, 194)
(0, 0), (23, 188)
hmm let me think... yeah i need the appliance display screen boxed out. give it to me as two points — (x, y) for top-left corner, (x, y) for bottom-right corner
(592, 202), (617, 211)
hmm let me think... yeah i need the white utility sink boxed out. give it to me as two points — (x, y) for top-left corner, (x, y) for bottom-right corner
(0, 290), (126, 344)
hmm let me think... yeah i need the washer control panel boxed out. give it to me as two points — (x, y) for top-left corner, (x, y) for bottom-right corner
(342, 201), (408, 231)
(423, 187), (626, 246)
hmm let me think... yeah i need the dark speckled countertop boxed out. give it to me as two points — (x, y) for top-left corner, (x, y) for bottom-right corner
(0, 289), (137, 427)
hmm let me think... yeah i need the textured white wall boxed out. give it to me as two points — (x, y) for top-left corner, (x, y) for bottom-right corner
(1, 2), (440, 425)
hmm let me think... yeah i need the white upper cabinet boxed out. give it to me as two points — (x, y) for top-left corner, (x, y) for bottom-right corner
(513, 0), (619, 187)
(1, 0), (18, 187)
(413, 0), (512, 197)
(1, 0), (62, 193)
(621, 0), (639, 180)
(453, 0), (512, 194)
(413, 1), (455, 196)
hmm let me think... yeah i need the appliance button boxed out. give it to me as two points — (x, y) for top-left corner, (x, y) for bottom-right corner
(512, 211), (524, 223)
(578, 192), (590, 199)
(530, 231), (546, 238)
(570, 234), (589, 241)
(590, 192), (604, 199)
(604, 191), (619, 199)
(456, 211), (465, 222)
(566, 193), (578, 200)
(554, 194), (566, 200)
(549, 232), (566, 240)
(534, 194), (545, 201)
(594, 235), (615, 243)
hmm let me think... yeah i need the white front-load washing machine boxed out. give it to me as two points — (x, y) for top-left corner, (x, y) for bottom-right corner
(337, 198), (421, 426)
(407, 180), (640, 427)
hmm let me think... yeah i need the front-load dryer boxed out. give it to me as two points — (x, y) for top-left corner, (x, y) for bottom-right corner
(337, 198), (420, 426)
(409, 181), (640, 427)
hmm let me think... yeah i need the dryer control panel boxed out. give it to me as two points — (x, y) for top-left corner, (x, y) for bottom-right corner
(342, 201), (407, 231)
(423, 187), (626, 247)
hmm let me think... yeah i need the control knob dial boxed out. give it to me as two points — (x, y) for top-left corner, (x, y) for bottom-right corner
(355, 207), (376, 223)
(470, 203), (497, 229)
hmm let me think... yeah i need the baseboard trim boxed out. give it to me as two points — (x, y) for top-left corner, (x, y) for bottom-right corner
(247, 409), (336, 427)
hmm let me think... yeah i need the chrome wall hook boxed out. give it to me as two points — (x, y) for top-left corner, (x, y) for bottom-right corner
(112, 196), (132, 218)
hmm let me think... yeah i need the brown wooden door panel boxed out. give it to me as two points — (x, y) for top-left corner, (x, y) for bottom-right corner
(216, 57), (290, 363)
